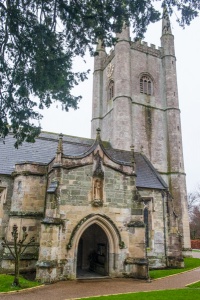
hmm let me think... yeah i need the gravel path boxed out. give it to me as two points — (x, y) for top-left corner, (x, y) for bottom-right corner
(191, 251), (200, 259)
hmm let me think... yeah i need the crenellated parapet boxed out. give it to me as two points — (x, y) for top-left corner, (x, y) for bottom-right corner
(131, 40), (163, 58)
(101, 40), (163, 72)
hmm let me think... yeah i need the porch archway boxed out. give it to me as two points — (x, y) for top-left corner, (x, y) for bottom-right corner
(68, 214), (123, 278)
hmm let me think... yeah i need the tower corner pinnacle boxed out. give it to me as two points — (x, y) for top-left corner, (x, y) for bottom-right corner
(162, 6), (172, 36)
(116, 24), (130, 41)
(95, 39), (107, 55)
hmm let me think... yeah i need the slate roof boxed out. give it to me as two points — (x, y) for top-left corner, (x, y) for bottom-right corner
(0, 132), (167, 190)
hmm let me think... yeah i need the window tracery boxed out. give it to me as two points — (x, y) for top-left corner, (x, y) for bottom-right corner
(140, 75), (152, 95)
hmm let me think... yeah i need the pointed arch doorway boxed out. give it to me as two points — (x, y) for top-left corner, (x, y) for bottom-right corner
(77, 224), (109, 278)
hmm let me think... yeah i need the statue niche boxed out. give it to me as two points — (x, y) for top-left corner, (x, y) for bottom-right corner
(92, 178), (103, 207)
(92, 151), (104, 207)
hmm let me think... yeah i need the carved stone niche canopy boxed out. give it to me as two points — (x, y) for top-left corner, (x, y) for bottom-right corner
(92, 151), (104, 207)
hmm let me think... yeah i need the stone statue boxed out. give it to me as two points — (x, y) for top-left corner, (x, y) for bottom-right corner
(94, 178), (102, 200)
(92, 178), (103, 207)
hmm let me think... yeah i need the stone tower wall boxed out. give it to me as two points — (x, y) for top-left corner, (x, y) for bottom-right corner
(91, 25), (190, 249)
(161, 32), (190, 249)
(92, 40), (169, 172)
(130, 43), (168, 172)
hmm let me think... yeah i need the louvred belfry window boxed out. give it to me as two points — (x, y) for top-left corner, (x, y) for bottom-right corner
(140, 76), (152, 95)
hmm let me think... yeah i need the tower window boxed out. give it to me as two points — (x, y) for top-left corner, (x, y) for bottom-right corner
(108, 80), (114, 100)
(140, 76), (152, 95)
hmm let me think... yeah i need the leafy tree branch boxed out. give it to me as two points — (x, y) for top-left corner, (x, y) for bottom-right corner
(0, 0), (199, 146)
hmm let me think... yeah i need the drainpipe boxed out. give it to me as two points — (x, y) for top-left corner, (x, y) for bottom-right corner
(162, 190), (168, 266)
(43, 171), (49, 217)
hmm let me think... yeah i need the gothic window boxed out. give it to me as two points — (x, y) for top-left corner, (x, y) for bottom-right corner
(108, 80), (114, 100)
(144, 207), (149, 247)
(0, 187), (7, 204)
(140, 76), (152, 95)
(17, 181), (22, 193)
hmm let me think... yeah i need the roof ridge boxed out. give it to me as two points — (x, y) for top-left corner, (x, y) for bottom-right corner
(40, 130), (93, 141)
(38, 135), (94, 147)
(107, 147), (141, 154)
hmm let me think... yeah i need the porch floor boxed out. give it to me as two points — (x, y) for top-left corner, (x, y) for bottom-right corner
(77, 268), (108, 279)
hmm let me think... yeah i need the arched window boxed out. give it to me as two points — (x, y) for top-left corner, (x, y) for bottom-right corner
(108, 80), (114, 100)
(140, 75), (152, 95)
(144, 207), (149, 247)
(0, 186), (7, 204)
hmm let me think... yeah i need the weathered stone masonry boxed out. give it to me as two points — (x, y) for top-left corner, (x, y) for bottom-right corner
(0, 9), (190, 283)
(91, 11), (190, 251)
(0, 130), (183, 282)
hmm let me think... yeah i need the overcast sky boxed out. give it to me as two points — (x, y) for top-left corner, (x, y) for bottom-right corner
(40, 15), (200, 193)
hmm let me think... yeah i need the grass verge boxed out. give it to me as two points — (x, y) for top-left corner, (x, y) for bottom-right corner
(76, 289), (200, 300)
(187, 281), (200, 288)
(0, 274), (41, 293)
(149, 257), (200, 279)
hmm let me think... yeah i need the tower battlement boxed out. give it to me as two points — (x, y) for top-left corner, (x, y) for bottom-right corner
(101, 40), (163, 71)
(131, 40), (163, 58)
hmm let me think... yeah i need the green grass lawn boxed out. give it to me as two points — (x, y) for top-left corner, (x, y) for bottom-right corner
(149, 257), (200, 279)
(0, 274), (41, 293)
(187, 281), (200, 288)
(76, 289), (200, 300)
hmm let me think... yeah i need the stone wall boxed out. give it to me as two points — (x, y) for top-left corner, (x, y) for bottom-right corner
(0, 156), (182, 280)
(191, 240), (200, 249)
(36, 162), (149, 282)
(1, 163), (47, 272)
(91, 27), (190, 251)
(0, 175), (13, 268)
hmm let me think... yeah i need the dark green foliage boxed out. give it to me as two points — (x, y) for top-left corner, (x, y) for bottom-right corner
(0, 0), (199, 146)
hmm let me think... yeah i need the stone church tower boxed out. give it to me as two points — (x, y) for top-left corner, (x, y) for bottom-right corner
(0, 10), (191, 283)
(91, 11), (190, 251)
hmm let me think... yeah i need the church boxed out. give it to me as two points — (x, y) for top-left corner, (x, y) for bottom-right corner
(0, 11), (191, 282)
